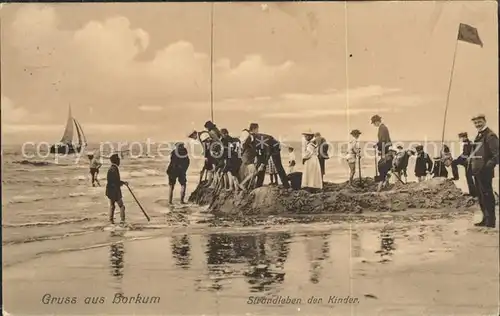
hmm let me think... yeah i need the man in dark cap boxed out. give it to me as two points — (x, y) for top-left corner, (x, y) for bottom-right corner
(166, 142), (190, 204)
(106, 153), (128, 224)
(451, 132), (476, 197)
(469, 114), (499, 228)
(371, 115), (392, 157)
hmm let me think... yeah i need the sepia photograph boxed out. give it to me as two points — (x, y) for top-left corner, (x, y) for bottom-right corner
(1, 1), (499, 315)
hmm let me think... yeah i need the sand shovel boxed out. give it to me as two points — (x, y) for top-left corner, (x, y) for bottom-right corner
(357, 155), (364, 187)
(238, 165), (259, 190)
(125, 184), (150, 222)
(390, 170), (406, 185)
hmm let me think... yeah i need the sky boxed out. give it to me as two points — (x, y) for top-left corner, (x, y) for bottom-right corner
(1, 2), (498, 144)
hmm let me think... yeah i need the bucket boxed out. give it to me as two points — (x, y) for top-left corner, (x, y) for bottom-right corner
(288, 172), (302, 190)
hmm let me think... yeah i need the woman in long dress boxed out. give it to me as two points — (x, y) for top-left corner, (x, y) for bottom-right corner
(301, 130), (323, 189)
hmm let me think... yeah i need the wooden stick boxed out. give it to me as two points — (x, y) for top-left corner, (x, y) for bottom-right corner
(125, 184), (150, 222)
(357, 155), (363, 186)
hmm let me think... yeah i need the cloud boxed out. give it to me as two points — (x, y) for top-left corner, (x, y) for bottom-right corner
(6, 5), (296, 107)
(1, 95), (29, 123)
(263, 108), (394, 119)
(2, 123), (138, 134)
(2, 124), (61, 134)
(138, 105), (163, 112)
(193, 85), (431, 118)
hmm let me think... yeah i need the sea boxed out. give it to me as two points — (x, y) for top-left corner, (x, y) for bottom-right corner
(1, 140), (494, 252)
(2, 141), (499, 315)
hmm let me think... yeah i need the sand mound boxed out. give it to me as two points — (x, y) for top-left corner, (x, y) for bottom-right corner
(188, 177), (476, 216)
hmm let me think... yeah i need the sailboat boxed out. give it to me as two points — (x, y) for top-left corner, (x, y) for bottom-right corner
(49, 105), (87, 154)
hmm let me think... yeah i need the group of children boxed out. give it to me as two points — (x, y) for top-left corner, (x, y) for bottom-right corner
(85, 119), (478, 225)
(345, 125), (473, 192)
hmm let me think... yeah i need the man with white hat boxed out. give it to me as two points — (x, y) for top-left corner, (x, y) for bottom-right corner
(469, 114), (498, 228)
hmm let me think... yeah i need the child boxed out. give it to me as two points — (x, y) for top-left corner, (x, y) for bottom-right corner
(266, 156), (278, 185)
(105, 153), (128, 225)
(88, 153), (102, 187)
(346, 129), (361, 185)
(166, 142), (190, 204)
(414, 145), (433, 182)
(377, 148), (396, 192)
(288, 147), (296, 174)
(432, 145), (452, 178)
(392, 145), (413, 182)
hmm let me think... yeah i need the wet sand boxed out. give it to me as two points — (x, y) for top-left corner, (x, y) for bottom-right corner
(3, 210), (498, 316)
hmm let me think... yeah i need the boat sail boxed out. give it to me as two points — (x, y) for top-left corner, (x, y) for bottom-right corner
(50, 105), (87, 154)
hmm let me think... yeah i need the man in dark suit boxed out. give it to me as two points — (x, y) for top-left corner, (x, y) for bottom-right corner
(371, 114), (392, 180)
(451, 132), (476, 197)
(469, 114), (499, 228)
(371, 115), (392, 156)
(253, 132), (290, 189)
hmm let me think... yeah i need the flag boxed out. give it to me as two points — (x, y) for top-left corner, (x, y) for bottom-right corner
(457, 23), (483, 47)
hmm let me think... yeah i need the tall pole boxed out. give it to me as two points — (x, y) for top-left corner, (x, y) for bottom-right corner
(210, 3), (215, 123)
(439, 34), (459, 175)
(440, 37), (459, 146)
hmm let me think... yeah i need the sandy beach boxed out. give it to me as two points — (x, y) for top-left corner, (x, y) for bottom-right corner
(3, 213), (499, 316)
(2, 145), (500, 315)
(2, 2), (500, 315)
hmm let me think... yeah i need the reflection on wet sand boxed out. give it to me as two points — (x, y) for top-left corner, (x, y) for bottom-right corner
(304, 232), (331, 284)
(109, 231), (125, 293)
(377, 229), (396, 261)
(4, 217), (497, 315)
(351, 231), (362, 257)
(171, 234), (191, 269)
(204, 232), (291, 293)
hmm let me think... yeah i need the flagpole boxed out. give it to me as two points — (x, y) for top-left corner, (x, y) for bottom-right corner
(439, 33), (460, 175)
(210, 2), (215, 123)
(440, 37), (459, 145)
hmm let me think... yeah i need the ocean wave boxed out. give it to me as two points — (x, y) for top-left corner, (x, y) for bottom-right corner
(11, 159), (71, 167)
(8, 195), (46, 204)
(6, 191), (95, 205)
(121, 169), (162, 178)
(2, 230), (95, 246)
(2, 217), (93, 228)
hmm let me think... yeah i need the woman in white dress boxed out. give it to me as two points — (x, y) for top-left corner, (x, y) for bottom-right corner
(301, 129), (323, 189)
